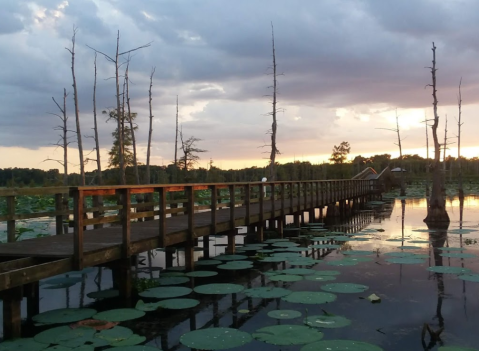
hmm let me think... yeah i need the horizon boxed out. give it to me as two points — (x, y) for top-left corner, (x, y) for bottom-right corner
(2, 1), (479, 174)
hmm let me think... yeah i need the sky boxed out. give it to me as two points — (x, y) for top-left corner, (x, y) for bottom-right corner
(2, 0), (479, 174)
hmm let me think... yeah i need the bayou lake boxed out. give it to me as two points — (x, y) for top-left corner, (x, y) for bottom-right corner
(1, 192), (479, 350)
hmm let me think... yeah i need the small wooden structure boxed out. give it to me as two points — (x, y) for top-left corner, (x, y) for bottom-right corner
(0, 178), (379, 338)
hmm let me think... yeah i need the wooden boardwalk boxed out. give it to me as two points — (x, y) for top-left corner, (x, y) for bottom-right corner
(0, 179), (378, 338)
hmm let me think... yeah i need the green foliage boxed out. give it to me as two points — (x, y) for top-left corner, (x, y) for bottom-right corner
(105, 109), (138, 169)
(329, 141), (351, 164)
(132, 277), (160, 293)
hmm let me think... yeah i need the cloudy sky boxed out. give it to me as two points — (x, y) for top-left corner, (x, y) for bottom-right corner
(2, 0), (479, 173)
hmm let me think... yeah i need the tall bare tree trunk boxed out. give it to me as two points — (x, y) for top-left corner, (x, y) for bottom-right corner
(443, 115), (447, 173)
(395, 109), (406, 196)
(269, 22), (279, 181)
(67, 27), (85, 185)
(146, 67), (155, 184)
(93, 53), (102, 185)
(125, 61), (140, 185)
(424, 42), (449, 223)
(174, 95), (179, 183)
(425, 113), (430, 196)
(457, 78), (464, 199)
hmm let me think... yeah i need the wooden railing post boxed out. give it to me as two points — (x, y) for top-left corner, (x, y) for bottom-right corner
(6, 195), (15, 242)
(55, 193), (64, 235)
(158, 187), (167, 247)
(259, 184), (264, 224)
(289, 182), (294, 213)
(280, 183), (285, 218)
(210, 185), (218, 234)
(185, 186), (195, 271)
(245, 184), (251, 226)
(71, 188), (84, 270)
(117, 188), (132, 259)
(270, 183), (275, 219)
(229, 184), (236, 230)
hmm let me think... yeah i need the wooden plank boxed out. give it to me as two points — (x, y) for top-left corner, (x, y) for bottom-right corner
(118, 188), (132, 258)
(229, 184), (235, 230)
(2, 286), (22, 339)
(0, 187), (69, 197)
(185, 186), (195, 271)
(245, 184), (251, 225)
(83, 189), (116, 196)
(210, 185), (217, 235)
(6, 196), (15, 243)
(0, 257), (39, 273)
(158, 187), (167, 247)
(83, 215), (120, 226)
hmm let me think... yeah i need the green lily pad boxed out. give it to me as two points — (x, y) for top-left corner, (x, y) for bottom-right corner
(344, 257), (373, 263)
(43, 283), (78, 289)
(87, 289), (119, 299)
(386, 257), (426, 264)
(305, 275), (336, 282)
(0, 338), (48, 351)
(93, 308), (145, 322)
(282, 291), (337, 304)
(315, 270), (341, 276)
(267, 310), (302, 319)
(342, 250), (373, 256)
(257, 249), (275, 253)
(385, 238), (405, 242)
(135, 300), (162, 312)
(458, 274), (479, 283)
(157, 298), (200, 309)
(301, 339), (384, 351)
(55, 327), (96, 348)
(139, 286), (192, 299)
(311, 244), (341, 249)
(217, 261), (253, 270)
(332, 236), (351, 242)
(384, 251), (416, 257)
(326, 260), (357, 266)
(180, 327), (252, 350)
(288, 258), (319, 265)
(195, 259), (222, 266)
(397, 246), (421, 250)
(437, 247), (465, 251)
(449, 229), (477, 234)
(262, 271), (281, 277)
(110, 334), (146, 347)
(33, 308), (97, 325)
(194, 283), (244, 294)
(269, 274), (303, 282)
(214, 254), (248, 261)
(44, 277), (82, 285)
(304, 315), (352, 328)
(159, 272), (185, 277)
(440, 253), (476, 258)
(273, 252), (302, 258)
(321, 283), (369, 294)
(408, 240), (430, 244)
(244, 287), (292, 298)
(427, 266), (472, 274)
(185, 270), (218, 277)
(35, 326), (72, 345)
(412, 229), (436, 233)
(102, 347), (160, 351)
(273, 242), (300, 247)
(253, 325), (323, 345)
(260, 256), (287, 263)
(281, 268), (316, 275)
(95, 326), (134, 344)
(157, 276), (190, 285)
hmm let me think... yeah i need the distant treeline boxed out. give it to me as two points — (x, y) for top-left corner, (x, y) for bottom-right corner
(2, 153), (479, 187)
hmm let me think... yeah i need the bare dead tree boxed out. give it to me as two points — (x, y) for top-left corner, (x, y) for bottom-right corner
(125, 58), (140, 185)
(174, 95), (179, 183)
(457, 77), (464, 199)
(424, 113), (430, 196)
(442, 115), (448, 173)
(424, 42), (449, 224)
(48, 89), (70, 185)
(179, 128), (207, 182)
(66, 26), (85, 185)
(87, 30), (151, 184)
(92, 53), (102, 185)
(268, 22), (280, 181)
(145, 67), (156, 184)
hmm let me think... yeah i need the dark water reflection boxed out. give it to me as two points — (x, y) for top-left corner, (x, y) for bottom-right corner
(5, 196), (479, 350)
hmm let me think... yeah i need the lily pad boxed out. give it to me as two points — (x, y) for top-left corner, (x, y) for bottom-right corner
(269, 274), (303, 282)
(93, 308), (145, 322)
(139, 286), (192, 299)
(0, 338), (47, 351)
(103, 347), (159, 351)
(440, 253), (475, 259)
(315, 270), (341, 276)
(273, 242), (300, 247)
(321, 283), (369, 294)
(35, 326), (72, 345)
(95, 326), (134, 344)
(260, 257), (287, 263)
(44, 277), (82, 285)
(157, 276), (189, 285)
(267, 310), (302, 319)
(383, 251), (416, 257)
(342, 250), (373, 256)
(55, 327), (96, 348)
(458, 274), (479, 283)
(282, 291), (337, 304)
(385, 238), (405, 242)
(386, 257), (426, 264)
(110, 334), (146, 347)
(273, 252), (302, 258)
(195, 259), (222, 266)
(135, 300), (162, 312)
(33, 308), (97, 325)
(301, 339), (384, 351)
(311, 244), (341, 249)
(437, 247), (464, 251)
(244, 287), (292, 298)
(305, 275), (336, 282)
(157, 298), (200, 309)
(281, 268), (316, 275)
(87, 289), (119, 299)
(253, 325), (323, 345)
(449, 229), (477, 234)
(304, 315), (352, 328)
(217, 261), (253, 270)
(397, 245), (421, 250)
(427, 266), (472, 274)
(180, 327), (252, 350)
(194, 283), (244, 294)
(214, 254), (248, 261)
(185, 270), (218, 277)
(408, 240), (430, 244)
(326, 260), (357, 266)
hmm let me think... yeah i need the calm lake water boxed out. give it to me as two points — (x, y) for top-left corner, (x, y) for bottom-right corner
(2, 195), (479, 350)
